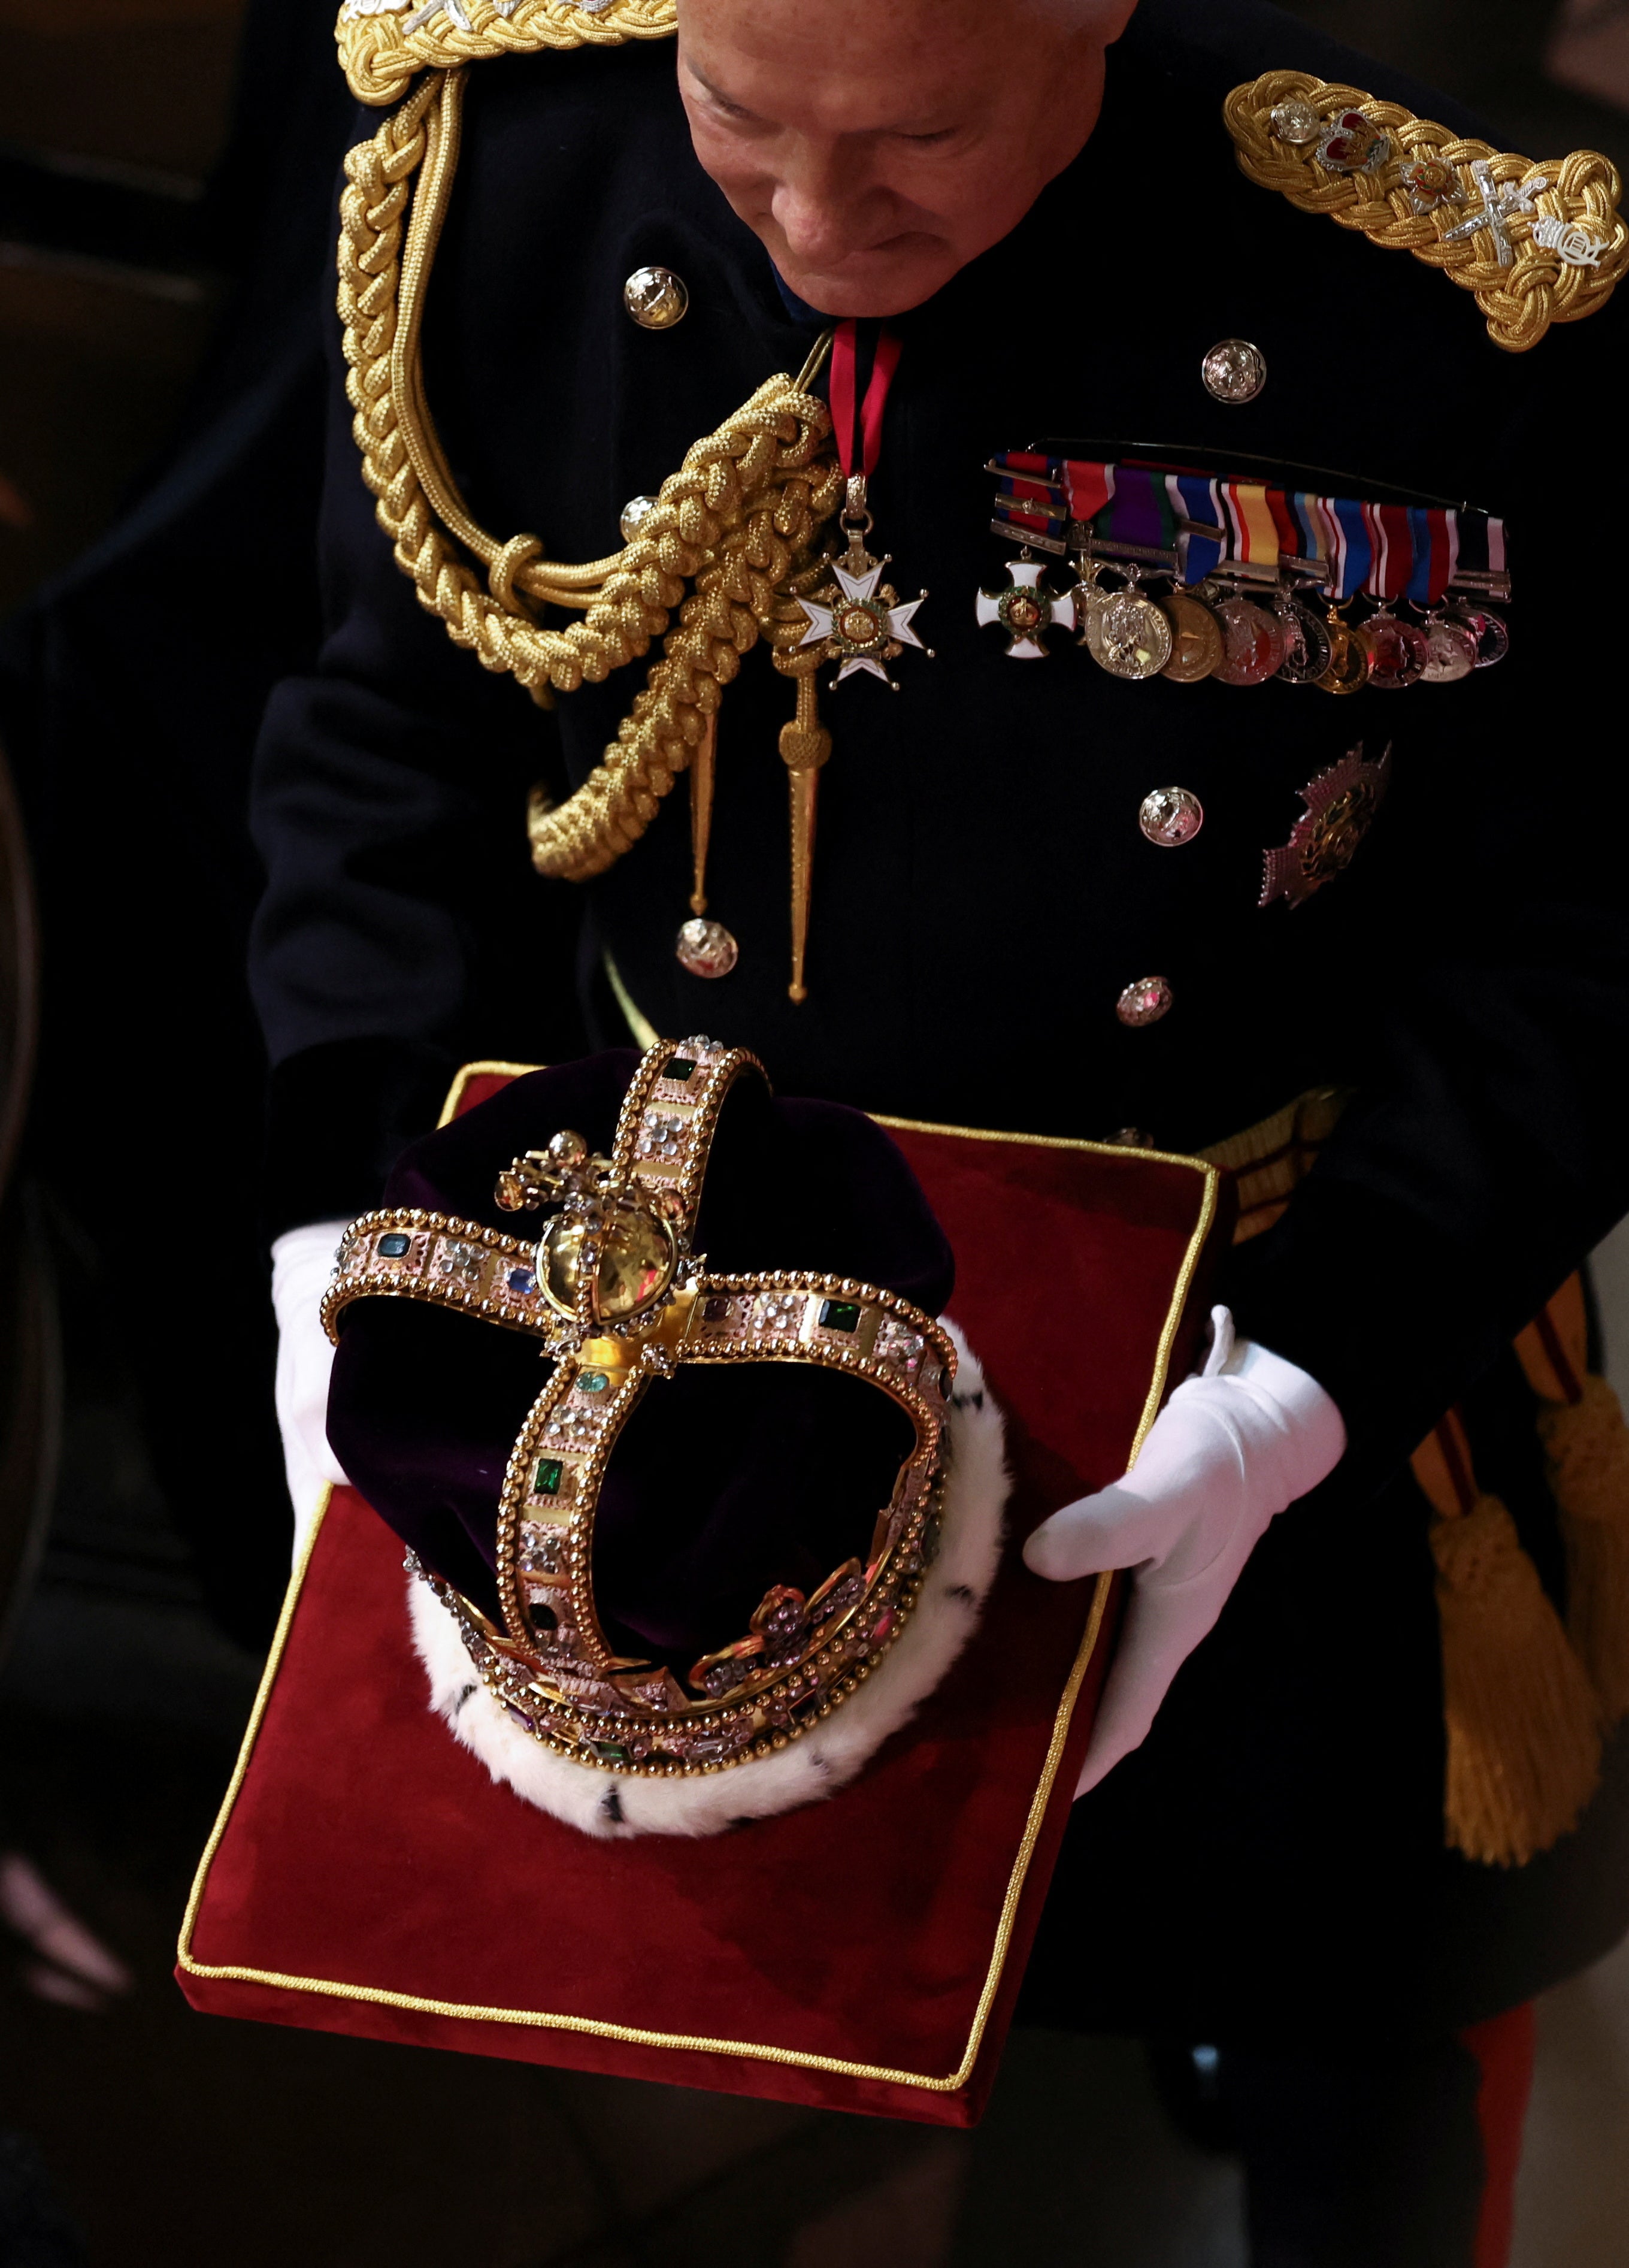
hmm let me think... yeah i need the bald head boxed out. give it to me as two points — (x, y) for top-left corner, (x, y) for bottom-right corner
(677, 0), (1138, 316)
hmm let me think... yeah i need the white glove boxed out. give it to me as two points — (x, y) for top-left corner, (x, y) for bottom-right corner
(271, 1220), (352, 1559)
(1024, 1307), (1346, 1796)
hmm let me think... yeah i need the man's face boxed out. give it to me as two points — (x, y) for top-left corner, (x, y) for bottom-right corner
(677, 0), (1135, 317)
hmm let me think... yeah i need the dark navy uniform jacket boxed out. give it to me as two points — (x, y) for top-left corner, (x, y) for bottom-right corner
(250, 0), (1629, 2035)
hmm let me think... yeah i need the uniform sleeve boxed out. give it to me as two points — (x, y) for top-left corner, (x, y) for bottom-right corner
(1222, 297), (1629, 1486)
(249, 314), (583, 1238)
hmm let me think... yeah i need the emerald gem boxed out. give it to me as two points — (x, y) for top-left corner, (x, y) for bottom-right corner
(663, 1056), (698, 1084)
(577, 1372), (608, 1395)
(532, 1457), (564, 1498)
(819, 1299), (862, 1333)
(378, 1233), (411, 1259)
(594, 1741), (628, 1764)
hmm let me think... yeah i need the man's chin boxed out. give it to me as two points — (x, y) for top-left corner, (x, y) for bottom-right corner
(774, 244), (961, 320)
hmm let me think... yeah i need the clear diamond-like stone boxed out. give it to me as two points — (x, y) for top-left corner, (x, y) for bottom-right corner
(1269, 96), (1321, 146)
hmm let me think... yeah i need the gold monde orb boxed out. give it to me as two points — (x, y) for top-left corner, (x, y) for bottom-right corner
(537, 1199), (677, 1324)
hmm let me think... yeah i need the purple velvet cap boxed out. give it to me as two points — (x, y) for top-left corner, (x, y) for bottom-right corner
(326, 1052), (955, 1672)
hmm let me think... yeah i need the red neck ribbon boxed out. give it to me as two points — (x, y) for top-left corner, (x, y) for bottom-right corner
(829, 318), (903, 483)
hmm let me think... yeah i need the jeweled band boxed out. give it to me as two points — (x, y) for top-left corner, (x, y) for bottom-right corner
(324, 1040), (958, 1777)
(323, 1211), (553, 1338)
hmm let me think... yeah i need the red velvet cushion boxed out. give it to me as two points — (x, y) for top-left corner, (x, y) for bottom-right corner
(178, 1094), (1222, 2125)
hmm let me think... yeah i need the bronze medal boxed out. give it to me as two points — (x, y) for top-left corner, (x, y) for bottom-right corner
(1159, 591), (1225, 682)
(1314, 612), (1370, 696)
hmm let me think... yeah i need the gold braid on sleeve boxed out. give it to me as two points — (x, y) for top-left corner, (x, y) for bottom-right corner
(335, 65), (843, 885)
(1225, 71), (1627, 352)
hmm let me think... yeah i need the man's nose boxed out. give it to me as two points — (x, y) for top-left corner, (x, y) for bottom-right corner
(770, 138), (880, 265)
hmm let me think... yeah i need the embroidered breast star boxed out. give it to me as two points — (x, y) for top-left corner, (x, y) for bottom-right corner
(1260, 742), (1392, 909)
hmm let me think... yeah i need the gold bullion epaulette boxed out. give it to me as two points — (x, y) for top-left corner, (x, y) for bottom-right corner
(337, 0), (675, 107)
(1225, 70), (1627, 352)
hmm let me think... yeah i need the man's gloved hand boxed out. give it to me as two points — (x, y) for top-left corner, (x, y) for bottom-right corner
(1024, 1307), (1346, 1796)
(271, 1220), (352, 1558)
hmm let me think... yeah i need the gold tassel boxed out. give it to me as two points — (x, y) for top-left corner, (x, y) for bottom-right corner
(1511, 1278), (1629, 1725)
(1539, 1374), (1629, 1722)
(1430, 1491), (1603, 1867)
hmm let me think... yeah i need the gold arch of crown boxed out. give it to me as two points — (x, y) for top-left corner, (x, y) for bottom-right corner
(1227, 69), (1627, 352)
(336, 59), (844, 899)
(322, 1039), (958, 1779)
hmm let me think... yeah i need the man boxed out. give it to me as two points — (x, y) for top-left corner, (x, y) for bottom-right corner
(256, 0), (1629, 2257)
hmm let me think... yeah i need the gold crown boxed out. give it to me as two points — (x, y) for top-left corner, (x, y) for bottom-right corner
(325, 1039), (956, 1776)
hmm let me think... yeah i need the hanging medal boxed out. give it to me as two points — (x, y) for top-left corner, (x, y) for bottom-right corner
(780, 320), (929, 1003)
(1266, 488), (1335, 684)
(1206, 479), (1287, 686)
(1408, 509), (1477, 681)
(1356, 501), (1430, 688)
(1071, 466), (1175, 680)
(1160, 472), (1227, 680)
(1311, 497), (1371, 693)
(797, 323), (931, 690)
(978, 457), (1078, 655)
(1443, 509), (1511, 666)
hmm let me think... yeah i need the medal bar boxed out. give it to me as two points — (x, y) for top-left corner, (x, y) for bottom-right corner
(980, 452), (1511, 691)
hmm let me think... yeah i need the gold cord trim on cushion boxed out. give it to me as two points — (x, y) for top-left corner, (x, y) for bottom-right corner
(337, 69), (843, 881)
(337, 0), (676, 110)
(1226, 71), (1626, 351)
(176, 1485), (1112, 2092)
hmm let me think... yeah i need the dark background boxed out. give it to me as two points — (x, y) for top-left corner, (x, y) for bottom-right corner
(0, 5), (1625, 2264)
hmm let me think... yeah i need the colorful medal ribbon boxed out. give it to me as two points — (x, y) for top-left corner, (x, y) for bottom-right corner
(1449, 509), (1510, 595)
(1167, 473), (1226, 585)
(1218, 479), (1281, 580)
(1407, 507), (1456, 607)
(785, 321), (929, 1001)
(1080, 462), (1178, 568)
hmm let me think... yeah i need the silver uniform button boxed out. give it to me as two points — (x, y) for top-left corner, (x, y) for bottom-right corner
(1116, 975), (1174, 1029)
(624, 265), (689, 329)
(1139, 786), (1204, 846)
(1201, 337), (1267, 404)
(619, 492), (660, 543)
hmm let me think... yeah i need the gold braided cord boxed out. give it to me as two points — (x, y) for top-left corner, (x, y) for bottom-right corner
(337, 73), (843, 880)
(1226, 71), (1627, 352)
(337, 0), (676, 110)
